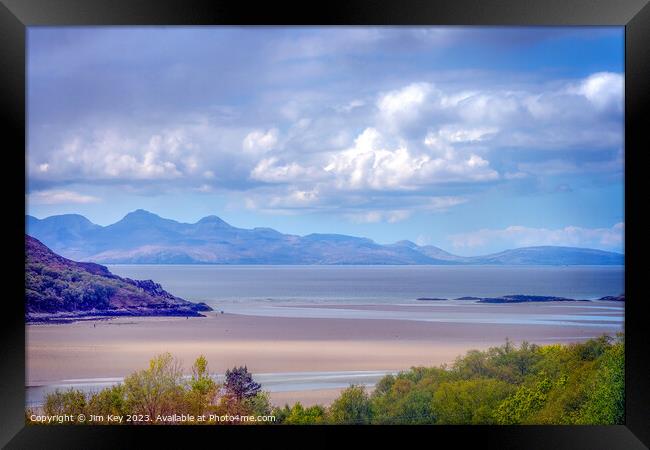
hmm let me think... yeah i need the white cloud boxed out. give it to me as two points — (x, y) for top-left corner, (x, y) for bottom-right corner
(29, 190), (100, 205)
(455, 92), (522, 124)
(347, 209), (412, 224)
(572, 72), (623, 113)
(243, 188), (321, 213)
(250, 157), (323, 183)
(242, 128), (279, 153)
(268, 189), (320, 208)
(437, 125), (499, 143)
(448, 223), (624, 251)
(34, 130), (190, 182)
(377, 82), (433, 122)
(324, 128), (498, 190)
(426, 196), (467, 210)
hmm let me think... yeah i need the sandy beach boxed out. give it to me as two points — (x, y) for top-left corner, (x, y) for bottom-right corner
(26, 302), (623, 406)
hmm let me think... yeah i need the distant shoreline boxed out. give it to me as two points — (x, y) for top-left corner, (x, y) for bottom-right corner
(417, 294), (624, 303)
(28, 293), (625, 324)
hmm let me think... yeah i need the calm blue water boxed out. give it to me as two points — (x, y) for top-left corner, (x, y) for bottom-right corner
(107, 265), (624, 305)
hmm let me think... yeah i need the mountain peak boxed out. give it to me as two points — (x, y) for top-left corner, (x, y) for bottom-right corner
(125, 209), (159, 218)
(119, 209), (168, 223)
(196, 215), (231, 227)
(393, 240), (419, 249)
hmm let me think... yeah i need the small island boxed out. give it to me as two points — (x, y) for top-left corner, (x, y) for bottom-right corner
(25, 235), (212, 323)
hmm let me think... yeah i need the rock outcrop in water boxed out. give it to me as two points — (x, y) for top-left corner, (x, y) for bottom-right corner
(25, 235), (212, 323)
(475, 295), (590, 304)
(597, 294), (625, 302)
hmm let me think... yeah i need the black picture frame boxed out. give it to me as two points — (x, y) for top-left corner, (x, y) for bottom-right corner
(2, 0), (648, 448)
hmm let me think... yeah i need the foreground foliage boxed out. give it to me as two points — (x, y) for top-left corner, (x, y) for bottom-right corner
(28, 335), (624, 425)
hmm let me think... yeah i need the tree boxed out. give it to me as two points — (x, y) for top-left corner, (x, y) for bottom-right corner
(432, 379), (514, 424)
(187, 355), (218, 416)
(284, 402), (326, 425)
(329, 385), (372, 424)
(223, 366), (261, 401)
(495, 377), (552, 424)
(243, 391), (272, 417)
(578, 342), (624, 424)
(123, 353), (187, 417)
(43, 388), (86, 417)
(87, 385), (126, 417)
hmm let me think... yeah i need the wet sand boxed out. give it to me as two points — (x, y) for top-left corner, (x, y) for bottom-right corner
(26, 304), (623, 406)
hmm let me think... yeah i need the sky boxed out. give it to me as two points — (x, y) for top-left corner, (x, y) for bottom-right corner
(26, 26), (625, 255)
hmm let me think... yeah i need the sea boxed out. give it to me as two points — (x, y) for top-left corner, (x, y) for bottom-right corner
(107, 264), (624, 306)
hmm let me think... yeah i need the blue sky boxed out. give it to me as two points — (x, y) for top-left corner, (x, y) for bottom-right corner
(26, 27), (624, 255)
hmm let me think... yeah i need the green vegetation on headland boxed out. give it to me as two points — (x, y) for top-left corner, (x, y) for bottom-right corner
(27, 334), (624, 425)
(25, 235), (211, 323)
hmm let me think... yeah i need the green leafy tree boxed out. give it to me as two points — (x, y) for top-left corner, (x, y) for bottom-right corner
(283, 402), (326, 425)
(243, 391), (273, 417)
(43, 388), (87, 417)
(578, 341), (624, 424)
(329, 385), (372, 424)
(87, 385), (126, 417)
(432, 379), (514, 424)
(186, 355), (218, 416)
(123, 353), (187, 417)
(496, 377), (552, 424)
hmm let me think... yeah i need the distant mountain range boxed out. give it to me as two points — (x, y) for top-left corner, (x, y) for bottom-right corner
(25, 234), (211, 322)
(26, 210), (624, 265)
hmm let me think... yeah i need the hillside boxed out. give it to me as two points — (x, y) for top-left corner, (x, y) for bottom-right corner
(25, 235), (211, 322)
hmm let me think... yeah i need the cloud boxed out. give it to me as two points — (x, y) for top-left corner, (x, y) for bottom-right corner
(242, 128), (279, 153)
(31, 130), (188, 183)
(448, 222), (624, 251)
(29, 190), (100, 205)
(377, 82), (434, 128)
(347, 210), (412, 224)
(324, 128), (499, 190)
(426, 196), (467, 210)
(571, 72), (623, 114)
(250, 157), (324, 184)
